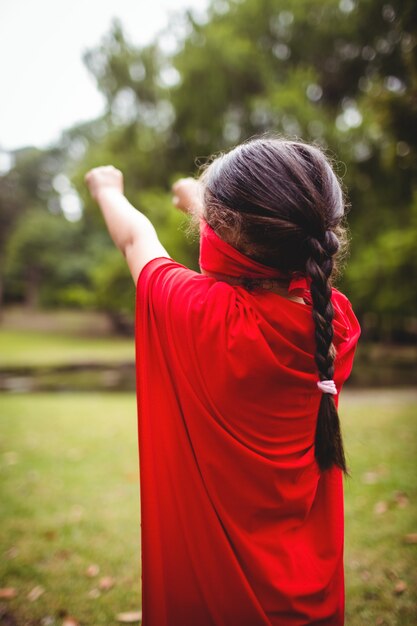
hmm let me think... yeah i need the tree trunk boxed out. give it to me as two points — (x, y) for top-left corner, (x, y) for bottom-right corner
(107, 310), (134, 336)
(0, 271), (3, 323)
(25, 266), (40, 309)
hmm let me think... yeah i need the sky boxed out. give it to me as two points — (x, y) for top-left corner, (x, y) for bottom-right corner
(0, 0), (208, 153)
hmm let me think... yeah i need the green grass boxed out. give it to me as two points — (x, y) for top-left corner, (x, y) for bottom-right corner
(341, 389), (417, 624)
(0, 330), (134, 368)
(0, 308), (134, 369)
(0, 390), (416, 625)
(1, 307), (118, 336)
(0, 393), (140, 625)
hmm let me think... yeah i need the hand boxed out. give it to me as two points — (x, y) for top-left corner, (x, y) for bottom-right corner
(172, 177), (204, 215)
(84, 165), (124, 203)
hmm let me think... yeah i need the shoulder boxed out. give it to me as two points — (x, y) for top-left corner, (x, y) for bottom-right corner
(136, 257), (238, 320)
(331, 287), (356, 316)
(331, 286), (350, 306)
(331, 287), (361, 342)
(137, 257), (233, 297)
(136, 257), (200, 293)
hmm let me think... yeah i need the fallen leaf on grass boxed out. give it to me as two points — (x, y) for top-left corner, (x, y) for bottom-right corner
(69, 505), (84, 523)
(116, 611), (142, 623)
(362, 471), (379, 485)
(86, 564), (100, 577)
(4, 546), (19, 559)
(4, 451), (19, 465)
(393, 491), (409, 508)
(0, 587), (17, 599)
(393, 580), (407, 595)
(43, 530), (57, 541)
(62, 617), (80, 626)
(385, 568), (399, 582)
(27, 585), (45, 601)
(404, 533), (417, 544)
(87, 588), (101, 599)
(125, 472), (139, 483)
(55, 549), (71, 560)
(99, 576), (115, 591)
(374, 501), (388, 515)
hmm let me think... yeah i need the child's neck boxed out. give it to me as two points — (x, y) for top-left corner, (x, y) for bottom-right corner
(202, 270), (306, 304)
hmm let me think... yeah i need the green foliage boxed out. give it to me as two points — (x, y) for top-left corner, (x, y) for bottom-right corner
(345, 194), (417, 326)
(0, 146), (66, 258)
(167, 0), (417, 336)
(2, 0), (416, 338)
(89, 248), (134, 316)
(4, 209), (88, 307)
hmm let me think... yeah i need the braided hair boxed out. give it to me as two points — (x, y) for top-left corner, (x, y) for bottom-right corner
(201, 137), (348, 474)
(306, 233), (347, 472)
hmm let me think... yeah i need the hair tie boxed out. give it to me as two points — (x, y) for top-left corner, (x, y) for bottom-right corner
(317, 380), (337, 395)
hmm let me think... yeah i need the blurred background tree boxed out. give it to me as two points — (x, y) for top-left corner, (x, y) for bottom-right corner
(1, 0), (416, 339)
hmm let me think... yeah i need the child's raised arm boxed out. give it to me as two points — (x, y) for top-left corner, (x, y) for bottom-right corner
(85, 165), (169, 284)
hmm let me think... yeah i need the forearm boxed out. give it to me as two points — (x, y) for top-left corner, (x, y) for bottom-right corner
(96, 188), (157, 255)
(85, 165), (170, 283)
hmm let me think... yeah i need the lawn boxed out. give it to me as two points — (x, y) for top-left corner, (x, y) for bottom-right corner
(0, 307), (134, 370)
(0, 330), (134, 369)
(0, 390), (416, 625)
(342, 389), (417, 624)
(0, 393), (141, 625)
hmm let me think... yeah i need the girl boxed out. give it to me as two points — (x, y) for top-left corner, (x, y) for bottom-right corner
(85, 137), (360, 626)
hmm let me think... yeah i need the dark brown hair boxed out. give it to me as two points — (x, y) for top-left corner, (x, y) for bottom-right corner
(201, 137), (349, 474)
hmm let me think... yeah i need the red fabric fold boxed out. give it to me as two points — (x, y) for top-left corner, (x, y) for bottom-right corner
(199, 219), (310, 298)
(135, 255), (360, 626)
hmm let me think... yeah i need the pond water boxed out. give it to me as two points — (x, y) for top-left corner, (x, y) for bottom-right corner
(1, 342), (416, 392)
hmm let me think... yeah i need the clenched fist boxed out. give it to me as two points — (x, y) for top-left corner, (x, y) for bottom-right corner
(172, 177), (204, 215)
(84, 165), (124, 202)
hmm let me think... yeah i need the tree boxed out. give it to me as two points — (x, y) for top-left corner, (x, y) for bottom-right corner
(3, 0), (415, 340)
(169, 0), (417, 336)
(4, 209), (87, 308)
(0, 145), (68, 310)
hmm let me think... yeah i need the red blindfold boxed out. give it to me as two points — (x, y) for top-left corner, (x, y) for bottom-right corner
(199, 219), (310, 298)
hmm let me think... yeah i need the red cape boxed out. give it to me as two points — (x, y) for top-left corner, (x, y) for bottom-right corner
(135, 258), (360, 626)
